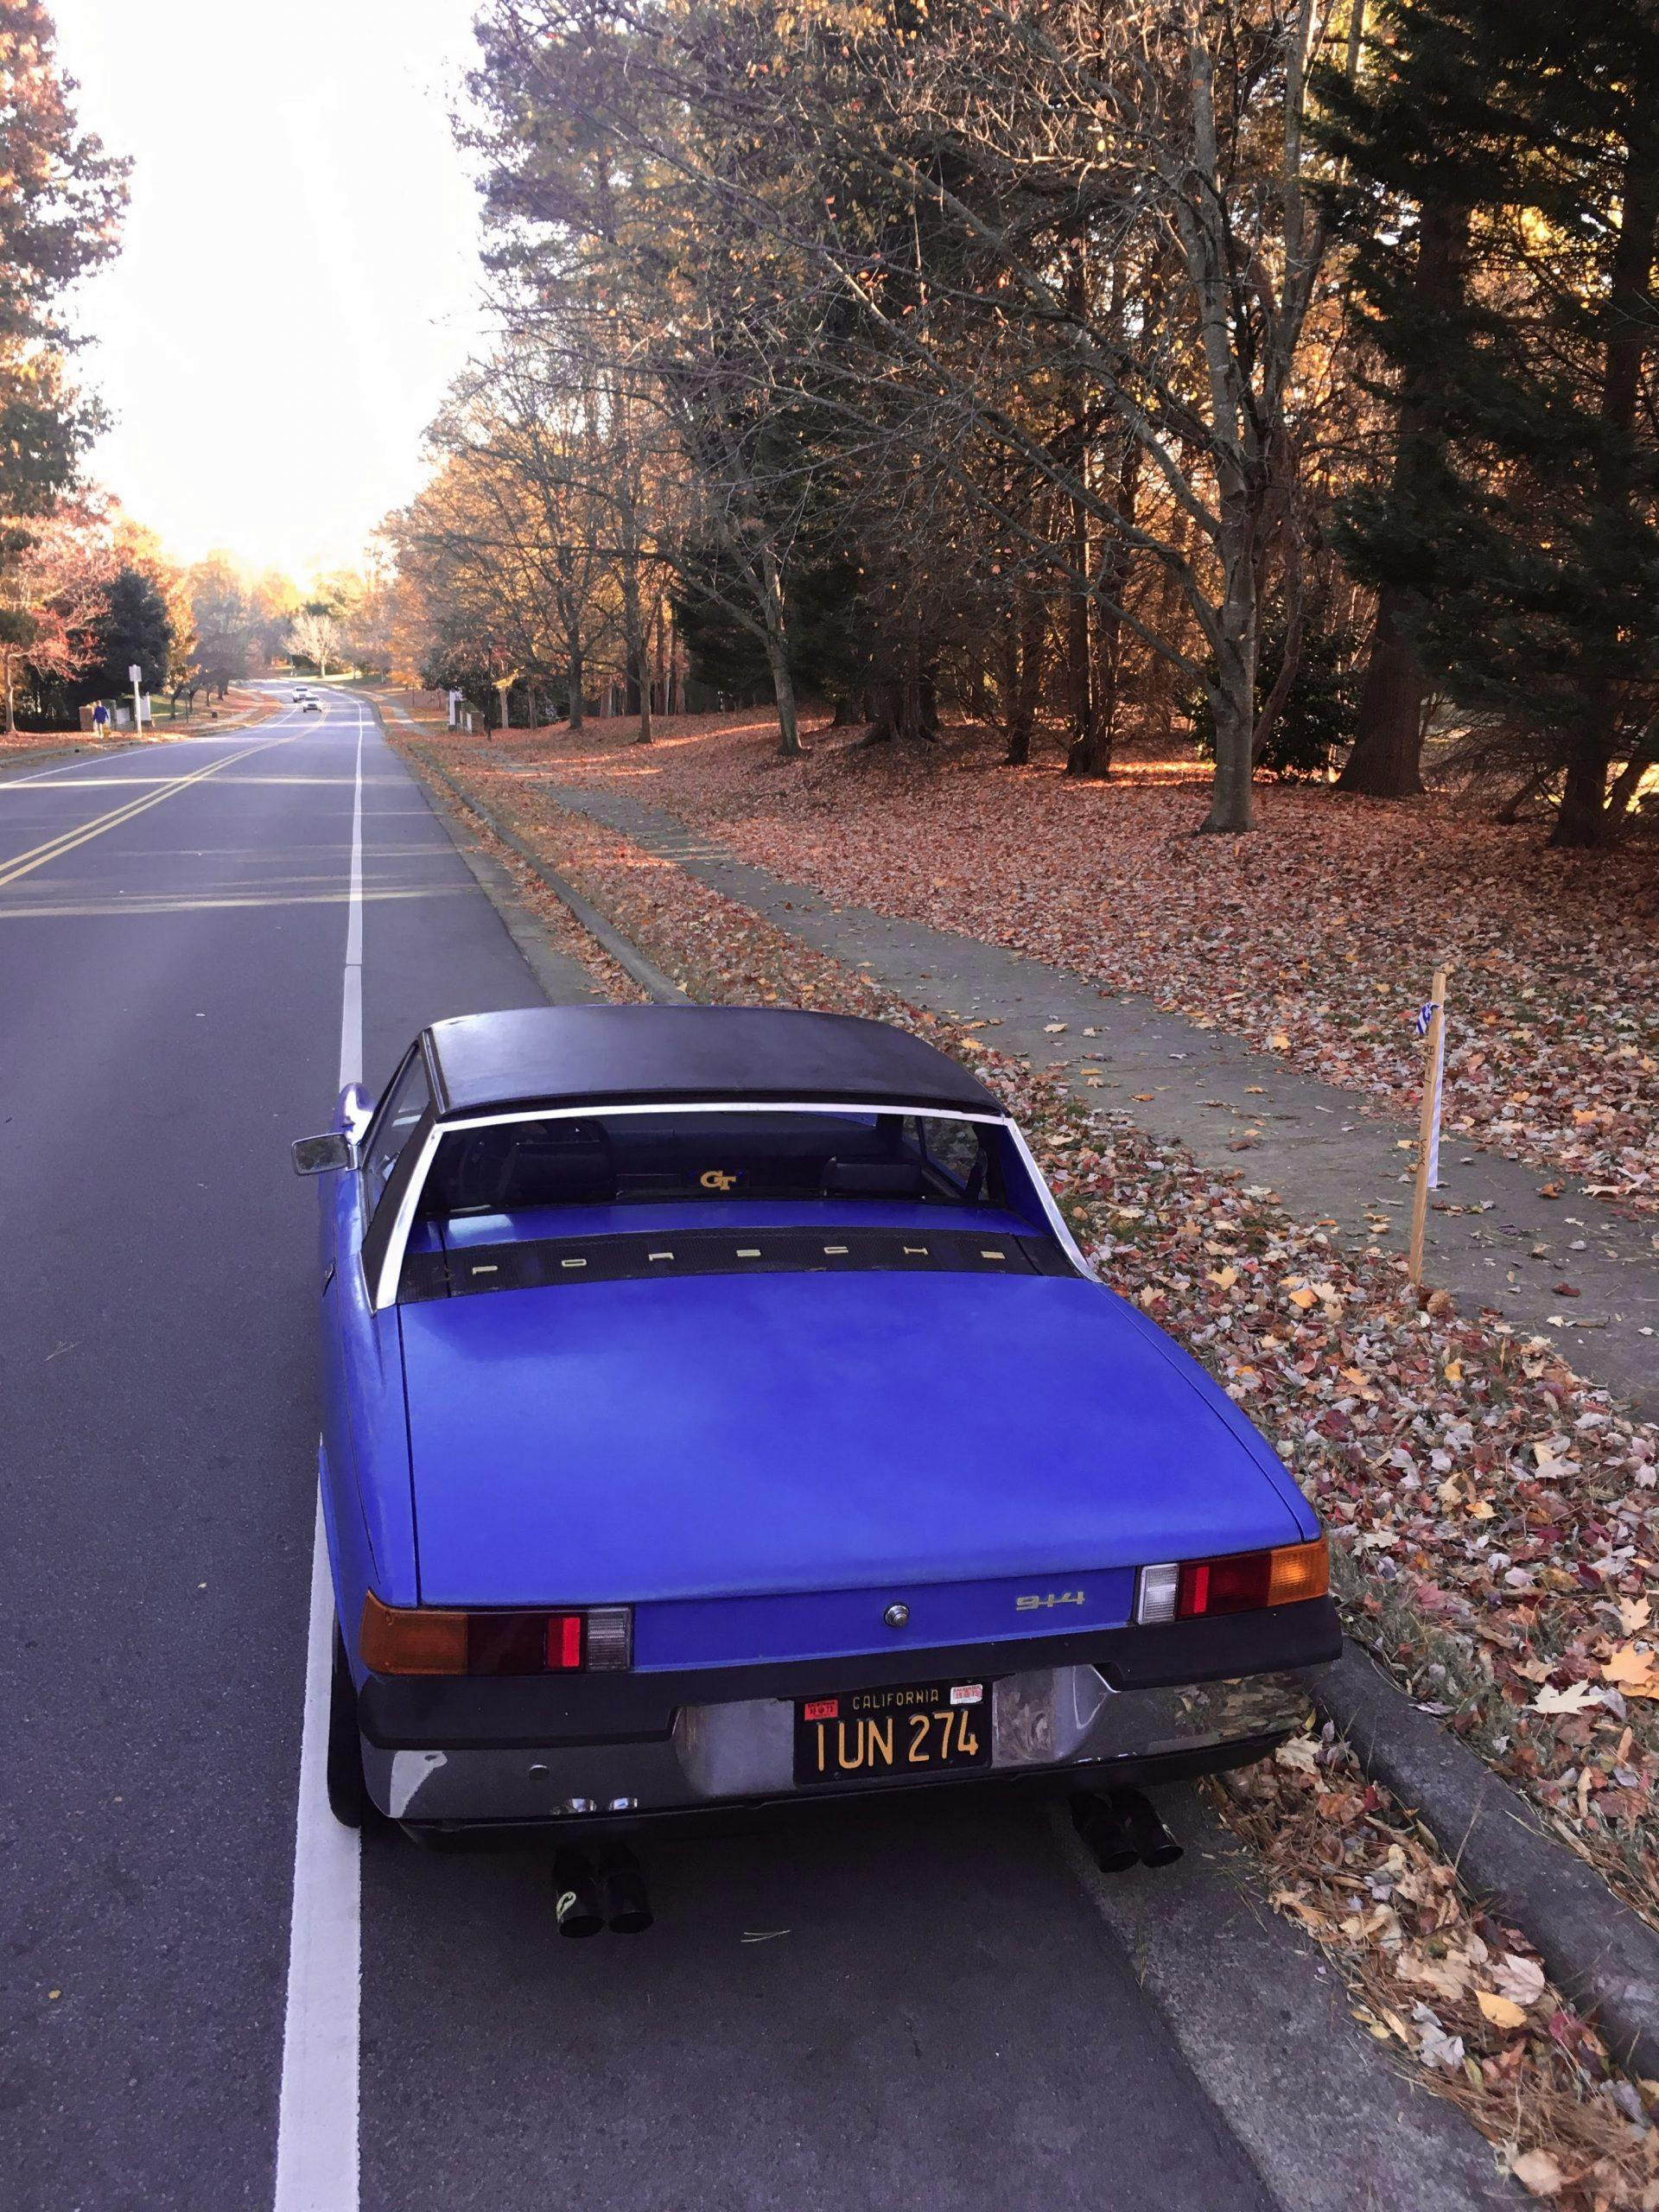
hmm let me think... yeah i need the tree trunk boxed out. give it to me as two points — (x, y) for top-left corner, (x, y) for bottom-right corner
(1606, 731), (1658, 823)
(756, 541), (801, 758)
(567, 642), (585, 730)
(1062, 498), (1103, 775)
(623, 567), (652, 745)
(1554, 738), (1618, 848)
(765, 632), (801, 757)
(1000, 610), (1022, 761)
(1065, 588), (1110, 778)
(652, 599), (668, 723)
(1203, 685), (1255, 831)
(1005, 594), (1045, 766)
(1337, 594), (1427, 795)
(1552, 113), (1659, 849)
(1340, 200), (1468, 796)
(1200, 517), (1257, 833)
(1496, 766), (1554, 823)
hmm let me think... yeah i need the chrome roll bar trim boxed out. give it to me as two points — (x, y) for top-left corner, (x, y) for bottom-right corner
(368, 1096), (1073, 1311)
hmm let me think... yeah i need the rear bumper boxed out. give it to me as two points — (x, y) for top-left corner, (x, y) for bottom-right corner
(361, 1662), (1321, 1829)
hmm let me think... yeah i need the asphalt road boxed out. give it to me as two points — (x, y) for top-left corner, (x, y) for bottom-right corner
(0, 687), (1510, 2211)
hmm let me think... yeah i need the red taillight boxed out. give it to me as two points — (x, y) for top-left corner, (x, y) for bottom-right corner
(547, 1612), (583, 1670)
(1175, 1538), (1329, 1620)
(359, 1596), (630, 1675)
(466, 1611), (547, 1675)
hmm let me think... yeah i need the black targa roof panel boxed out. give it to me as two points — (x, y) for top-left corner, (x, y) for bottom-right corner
(423, 1004), (1004, 1117)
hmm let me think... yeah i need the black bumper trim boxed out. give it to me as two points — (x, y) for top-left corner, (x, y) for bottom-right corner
(358, 1597), (1341, 1751)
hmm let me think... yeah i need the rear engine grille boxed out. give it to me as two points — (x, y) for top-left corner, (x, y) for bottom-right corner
(398, 1224), (1077, 1304)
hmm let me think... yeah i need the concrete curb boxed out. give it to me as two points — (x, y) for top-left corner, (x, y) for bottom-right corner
(1317, 1646), (1659, 2081)
(389, 734), (690, 1007)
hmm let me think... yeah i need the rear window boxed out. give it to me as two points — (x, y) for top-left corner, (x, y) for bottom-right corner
(417, 1109), (1001, 1219)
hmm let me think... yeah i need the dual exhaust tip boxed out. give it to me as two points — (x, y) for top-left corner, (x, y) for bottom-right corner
(554, 1843), (652, 1936)
(551, 1794), (1178, 1935)
(1071, 1789), (1184, 1872)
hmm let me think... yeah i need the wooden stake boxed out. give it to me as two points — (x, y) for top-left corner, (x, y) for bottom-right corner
(1408, 965), (1449, 1290)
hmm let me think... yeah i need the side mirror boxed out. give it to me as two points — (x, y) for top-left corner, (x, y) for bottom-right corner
(292, 1132), (358, 1176)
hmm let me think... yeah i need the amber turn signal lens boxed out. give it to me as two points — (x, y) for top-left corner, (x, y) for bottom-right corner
(359, 1592), (468, 1675)
(1266, 1536), (1329, 1607)
(1173, 1535), (1330, 1620)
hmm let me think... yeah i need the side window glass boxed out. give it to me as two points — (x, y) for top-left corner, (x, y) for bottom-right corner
(363, 1050), (431, 1216)
(922, 1117), (985, 1192)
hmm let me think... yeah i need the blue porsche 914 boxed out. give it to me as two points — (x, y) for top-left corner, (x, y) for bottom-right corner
(295, 1004), (1338, 1860)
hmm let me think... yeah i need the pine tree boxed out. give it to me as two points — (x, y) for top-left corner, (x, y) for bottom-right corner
(1323, 0), (1659, 843)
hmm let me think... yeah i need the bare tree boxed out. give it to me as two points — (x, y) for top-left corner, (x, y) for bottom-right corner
(286, 607), (345, 677)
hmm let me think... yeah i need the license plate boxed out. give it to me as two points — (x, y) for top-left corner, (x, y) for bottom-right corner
(793, 1679), (992, 1787)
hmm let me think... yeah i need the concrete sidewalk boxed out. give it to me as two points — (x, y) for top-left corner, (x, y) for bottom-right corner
(523, 772), (1656, 1417)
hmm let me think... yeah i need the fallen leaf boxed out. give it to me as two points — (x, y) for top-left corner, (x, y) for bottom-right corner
(1603, 1644), (1659, 1695)
(1530, 1681), (1599, 1715)
(1491, 1954), (1547, 2008)
(1476, 1990), (1529, 2028)
(1510, 2148), (1565, 2197)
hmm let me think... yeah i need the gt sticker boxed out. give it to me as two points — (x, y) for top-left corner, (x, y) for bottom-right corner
(699, 1168), (740, 1192)
(1015, 1590), (1086, 1611)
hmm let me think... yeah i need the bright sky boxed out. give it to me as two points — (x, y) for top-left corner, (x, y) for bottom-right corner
(51, 0), (486, 583)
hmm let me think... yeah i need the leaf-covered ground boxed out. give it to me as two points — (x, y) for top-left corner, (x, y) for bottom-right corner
(397, 729), (1659, 2202)
(0, 683), (283, 764)
(461, 708), (1659, 1217)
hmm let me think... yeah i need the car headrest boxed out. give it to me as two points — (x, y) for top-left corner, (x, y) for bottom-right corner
(822, 1157), (926, 1199)
(499, 1139), (615, 1210)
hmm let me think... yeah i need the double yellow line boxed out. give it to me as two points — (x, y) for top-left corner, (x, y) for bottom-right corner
(0, 736), (287, 891)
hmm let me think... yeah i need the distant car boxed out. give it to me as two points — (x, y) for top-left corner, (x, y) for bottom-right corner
(302, 700), (320, 714)
(294, 1006), (1338, 1859)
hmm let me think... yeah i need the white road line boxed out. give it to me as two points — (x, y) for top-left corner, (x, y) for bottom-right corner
(338, 715), (365, 1094)
(275, 701), (364, 2212)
